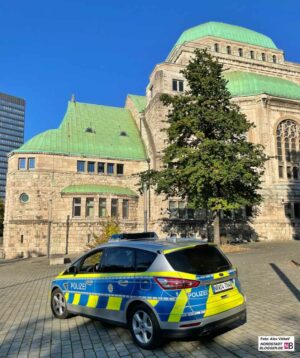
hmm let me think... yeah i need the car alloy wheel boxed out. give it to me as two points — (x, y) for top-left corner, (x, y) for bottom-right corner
(129, 303), (163, 349)
(51, 288), (73, 319)
(52, 291), (66, 316)
(132, 310), (153, 344)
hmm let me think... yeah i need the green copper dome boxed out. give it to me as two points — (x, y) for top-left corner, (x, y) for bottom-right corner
(173, 22), (277, 50)
(225, 71), (300, 100)
(14, 101), (147, 161)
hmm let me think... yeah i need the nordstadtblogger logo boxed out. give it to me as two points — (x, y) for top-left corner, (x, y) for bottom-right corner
(258, 336), (295, 351)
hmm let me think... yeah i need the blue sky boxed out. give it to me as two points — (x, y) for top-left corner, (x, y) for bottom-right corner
(1, 0), (299, 141)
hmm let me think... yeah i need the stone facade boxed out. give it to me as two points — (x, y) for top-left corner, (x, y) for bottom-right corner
(4, 154), (147, 258)
(141, 35), (300, 243)
(4, 22), (300, 258)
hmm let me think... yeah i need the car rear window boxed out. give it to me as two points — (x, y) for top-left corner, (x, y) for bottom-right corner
(165, 244), (232, 275)
(135, 249), (157, 272)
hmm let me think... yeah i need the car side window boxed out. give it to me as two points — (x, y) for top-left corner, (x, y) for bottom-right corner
(79, 250), (103, 273)
(135, 249), (157, 272)
(101, 247), (135, 273)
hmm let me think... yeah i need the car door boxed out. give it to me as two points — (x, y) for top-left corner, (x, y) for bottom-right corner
(93, 246), (136, 323)
(65, 249), (103, 316)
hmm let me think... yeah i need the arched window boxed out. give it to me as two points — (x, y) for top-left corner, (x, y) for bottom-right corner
(226, 45), (231, 55)
(250, 50), (255, 59)
(238, 48), (243, 57)
(276, 120), (300, 179)
(262, 53), (266, 61)
(214, 43), (219, 52)
(272, 55), (277, 63)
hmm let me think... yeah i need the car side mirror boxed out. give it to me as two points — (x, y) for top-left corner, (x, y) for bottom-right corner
(67, 266), (78, 275)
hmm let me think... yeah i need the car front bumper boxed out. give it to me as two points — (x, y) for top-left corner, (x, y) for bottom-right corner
(160, 303), (247, 338)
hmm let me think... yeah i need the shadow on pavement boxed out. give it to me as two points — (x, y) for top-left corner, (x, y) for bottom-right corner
(0, 274), (57, 290)
(270, 263), (300, 302)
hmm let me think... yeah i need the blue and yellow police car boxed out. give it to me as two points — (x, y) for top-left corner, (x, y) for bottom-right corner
(50, 234), (246, 349)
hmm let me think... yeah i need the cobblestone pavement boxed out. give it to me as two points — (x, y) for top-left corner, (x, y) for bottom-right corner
(0, 241), (299, 358)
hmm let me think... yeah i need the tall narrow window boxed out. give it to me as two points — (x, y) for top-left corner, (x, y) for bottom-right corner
(277, 120), (300, 180)
(214, 43), (219, 52)
(293, 167), (298, 180)
(77, 161), (85, 172)
(278, 165), (284, 178)
(238, 48), (243, 57)
(294, 203), (300, 219)
(284, 203), (292, 218)
(226, 46), (231, 55)
(111, 199), (118, 217)
(107, 163), (114, 175)
(262, 53), (266, 61)
(117, 164), (124, 175)
(73, 198), (81, 217)
(172, 79), (177, 91)
(291, 134), (297, 161)
(98, 162), (105, 174)
(86, 198), (94, 217)
(187, 208), (195, 219)
(277, 130), (282, 161)
(250, 50), (255, 59)
(169, 201), (177, 219)
(285, 135), (291, 162)
(272, 55), (277, 63)
(18, 158), (26, 170)
(178, 201), (186, 219)
(122, 199), (129, 219)
(178, 80), (184, 92)
(28, 158), (35, 170)
(88, 162), (95, 173)
(99, 198), (106, 217)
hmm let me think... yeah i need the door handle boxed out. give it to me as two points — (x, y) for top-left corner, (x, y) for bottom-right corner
(118, 280), (129, 286)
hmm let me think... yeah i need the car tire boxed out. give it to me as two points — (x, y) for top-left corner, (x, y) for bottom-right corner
(129, 303), (163, 349)
(51, 288), (72, 319)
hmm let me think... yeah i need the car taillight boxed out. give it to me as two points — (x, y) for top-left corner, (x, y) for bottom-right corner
(154, 277), (200, 290)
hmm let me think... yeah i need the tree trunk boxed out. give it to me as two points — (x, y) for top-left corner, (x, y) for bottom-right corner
(213, 210), (221, 245)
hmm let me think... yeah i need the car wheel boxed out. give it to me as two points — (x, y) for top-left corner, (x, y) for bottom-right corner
(129, 303), (163, 349)
(51, 288), (72, 319)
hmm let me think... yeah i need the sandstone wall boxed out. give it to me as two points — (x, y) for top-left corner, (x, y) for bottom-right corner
(4, 153), (148, 258)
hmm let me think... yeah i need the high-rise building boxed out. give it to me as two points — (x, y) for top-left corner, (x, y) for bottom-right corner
(0, 92), (25, 199)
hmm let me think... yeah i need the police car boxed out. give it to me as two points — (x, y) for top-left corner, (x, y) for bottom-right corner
(50, 233), (246, 349)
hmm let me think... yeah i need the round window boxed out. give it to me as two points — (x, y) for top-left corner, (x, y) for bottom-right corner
(19, 193), (29, 203)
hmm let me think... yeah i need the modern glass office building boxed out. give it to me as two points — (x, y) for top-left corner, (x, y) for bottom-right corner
(0, 92), (25, 199)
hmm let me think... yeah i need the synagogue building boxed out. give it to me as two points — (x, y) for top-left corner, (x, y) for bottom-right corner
(4, 22), (300, 258)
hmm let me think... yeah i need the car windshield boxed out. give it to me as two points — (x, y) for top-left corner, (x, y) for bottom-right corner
(165, 244), (232, 275)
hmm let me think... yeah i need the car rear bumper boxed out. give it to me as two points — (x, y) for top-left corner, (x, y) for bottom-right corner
(161, 303), (246, 338)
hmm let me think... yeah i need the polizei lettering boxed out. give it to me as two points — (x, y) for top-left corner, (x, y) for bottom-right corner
(70, 282), (86, 291)
(188, 290), (208, 298)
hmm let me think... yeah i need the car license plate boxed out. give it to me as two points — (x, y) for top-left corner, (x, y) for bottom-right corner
(212, 280), (233, 293)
